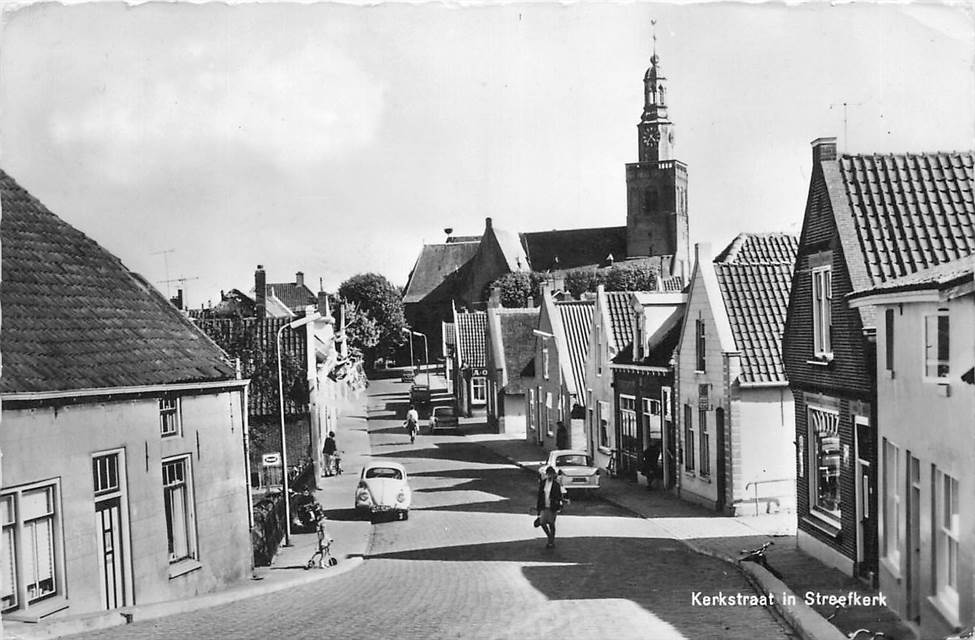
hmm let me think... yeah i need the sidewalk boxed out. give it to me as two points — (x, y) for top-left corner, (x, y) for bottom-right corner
(470, 432), (917, 640)
(4, 392), (374, 640)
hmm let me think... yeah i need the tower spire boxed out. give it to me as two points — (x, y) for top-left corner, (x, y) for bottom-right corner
(651, 17), (656, 61)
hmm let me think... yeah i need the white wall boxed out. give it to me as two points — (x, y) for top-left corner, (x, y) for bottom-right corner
(733, 386), (796, 514)
(1, 389), (251, 617)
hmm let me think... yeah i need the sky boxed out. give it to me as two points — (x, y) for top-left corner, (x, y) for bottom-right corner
(1, 2), (972, 308)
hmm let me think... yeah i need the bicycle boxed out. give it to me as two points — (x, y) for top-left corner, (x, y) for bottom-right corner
(305, 512), (338, 570)
(945, 630), (975, 640)
(737, 541), (783, 580)
(847, 630), (892, 640)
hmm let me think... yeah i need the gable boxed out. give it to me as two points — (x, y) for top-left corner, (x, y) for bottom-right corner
(403, 242), (479, 304)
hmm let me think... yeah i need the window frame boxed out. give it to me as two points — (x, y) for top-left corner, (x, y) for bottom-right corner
(471, 376), (487, 405)
(683, 404), (695, 471)
(159, 393), (182, 437)
(811, 265), (833, 358)
(699, 408), (710, 477)
(933, 468), (960, 617)
(597, 401), (609, 448)
(619, 395), (638, 456)
(162, 456), (198, 565)
(695, 319), (706, 372)
(923, 310), (950, 382)
(882, 439), (902, 570)
(1, 479), (64, 614)
(884, 308), (895, 372)
(807, 405), (841, 525)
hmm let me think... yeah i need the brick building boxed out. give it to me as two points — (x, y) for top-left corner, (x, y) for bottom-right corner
(783, 138), (974, 582)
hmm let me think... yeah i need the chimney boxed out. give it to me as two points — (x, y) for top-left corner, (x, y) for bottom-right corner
(295, 271), (304, 289)
(170, 289), (184, 310)
(255, 265), (267, 319)
(694, 242), (712, 271)
(811, 137), (838, 164)
(485, 217), (493, 230)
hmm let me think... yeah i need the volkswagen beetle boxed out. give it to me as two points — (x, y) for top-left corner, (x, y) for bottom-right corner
(355, 461), (412, 521)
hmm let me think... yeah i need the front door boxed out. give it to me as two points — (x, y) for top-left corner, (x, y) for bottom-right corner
(854, 417), (878, 580)
(95, 497), (126, 610)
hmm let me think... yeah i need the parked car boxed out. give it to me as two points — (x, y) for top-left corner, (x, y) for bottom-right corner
(429, 405), (459, 433)
(355, 461), (412, 521)
(539, 450), (600, 493)
(409, 383), (431, 408)
(400, 369), (416, 383)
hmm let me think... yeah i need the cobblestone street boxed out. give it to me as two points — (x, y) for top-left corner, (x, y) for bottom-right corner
(69, 378), (797, 640)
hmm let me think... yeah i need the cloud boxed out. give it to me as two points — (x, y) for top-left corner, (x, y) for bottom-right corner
(48, 39), (384, 182)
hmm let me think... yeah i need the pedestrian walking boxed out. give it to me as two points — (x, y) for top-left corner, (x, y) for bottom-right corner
(405, 405), (419, 444)
(322, 431), (337, 476)
(555, 421), (568, 449)
(641, 441), (661, 490)
(535, 466), (565, 549)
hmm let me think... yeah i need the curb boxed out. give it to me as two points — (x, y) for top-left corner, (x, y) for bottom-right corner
(474, 439), (843, 640)
(3, 558), (365, 640)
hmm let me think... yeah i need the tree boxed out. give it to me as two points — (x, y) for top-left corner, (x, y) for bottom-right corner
(491, 271), (545, 308)
(563, 269), (599, 298)
(602, 263), (659, 292)
(338, 273), (406, 365)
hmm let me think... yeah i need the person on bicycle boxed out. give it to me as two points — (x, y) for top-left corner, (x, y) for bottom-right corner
(405, 404), (419, 444)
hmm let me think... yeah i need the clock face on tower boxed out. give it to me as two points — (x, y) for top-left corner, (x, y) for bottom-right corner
(641, 128), (660, 147)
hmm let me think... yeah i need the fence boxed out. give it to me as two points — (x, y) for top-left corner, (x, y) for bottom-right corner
(251, 461), (315, 566)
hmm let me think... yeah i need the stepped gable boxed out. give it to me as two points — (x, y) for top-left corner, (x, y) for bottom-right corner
(0, 170), (234, 394)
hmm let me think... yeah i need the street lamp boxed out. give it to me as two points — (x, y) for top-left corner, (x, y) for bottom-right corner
(401, 327), (415, 375)
(401, 328), (429, 386)
(277, 312), (323, 547)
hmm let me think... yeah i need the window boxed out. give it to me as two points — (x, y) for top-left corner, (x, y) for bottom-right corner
(93, 454), (120, 497)
(596, 328), (602, 376)
(699, 409), (710, 477)
(695, 319), (706, 371)
(642, 398), (661, 440)
(884, 308), (895, 372)
(882, 439), (902, 567)
(812, 266), (833, 357)
(683, 404), (695, 471)
(619, 395), (638, 454)
(597, 401), (609, 448)
(808, 406), (841, 521)
(162, 457), (196, 563)
(471, 376), (486, 404)
(528, 389), (536, 431)
(542, 346), (550, 380)
(924, 311), (950, 379)
(934, 469), (959, 615)
(160, 394), (181, 437)
(1, 481), (62, 613)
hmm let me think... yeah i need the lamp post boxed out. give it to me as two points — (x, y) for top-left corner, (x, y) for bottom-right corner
(402, 327), (415, 375)
(276, 312), (322, 547)
(412, 331), (429, 387)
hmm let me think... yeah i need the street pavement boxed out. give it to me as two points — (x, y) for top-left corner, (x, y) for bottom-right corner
(60, 376), (797, 640)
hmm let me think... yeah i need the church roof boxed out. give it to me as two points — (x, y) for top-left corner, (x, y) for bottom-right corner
(521, 226), (628, 271)
(403, 241), (480, 304)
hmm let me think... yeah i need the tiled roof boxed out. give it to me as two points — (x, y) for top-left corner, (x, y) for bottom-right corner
(456, 311), (487, 368)
(556, 299), (594, 396)
(0, 170), (235, 394)
(715, 262), (794, 384)
(403, 242), (479, 304)
(605, 291), (636, 352)
(266, 282), (317, 312)
(715, 233), (799, 264)
(522, 226), (627, 271)
(849, 255), (974, 298)
(498, 308), (539, 394)
(840, 152), (975, 286)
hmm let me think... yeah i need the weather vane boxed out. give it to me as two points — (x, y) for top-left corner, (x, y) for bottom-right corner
(651, 18), (657, 58)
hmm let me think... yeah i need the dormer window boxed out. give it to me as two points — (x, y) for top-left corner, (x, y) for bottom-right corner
(812, 265), (833, 358)
(695, 319), (706, 372)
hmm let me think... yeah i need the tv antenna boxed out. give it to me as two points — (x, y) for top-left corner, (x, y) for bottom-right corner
(158, 275), (199, 307)
(151, 249), (176, 297)
(829, 101), (866, 152)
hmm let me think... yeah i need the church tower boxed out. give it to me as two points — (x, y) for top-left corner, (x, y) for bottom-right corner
(626, 23), (690, 278)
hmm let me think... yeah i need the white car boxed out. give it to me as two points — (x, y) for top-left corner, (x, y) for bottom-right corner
(355, 461), (412, 521)
(539, 450), (600, 492)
